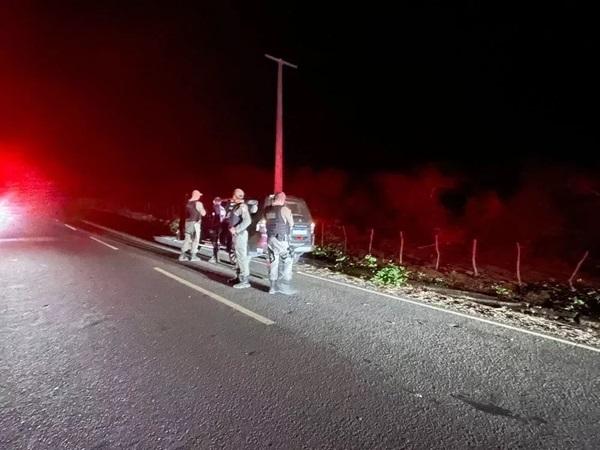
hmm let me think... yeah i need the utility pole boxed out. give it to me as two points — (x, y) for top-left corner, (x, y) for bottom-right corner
(265, 54), (298, 193)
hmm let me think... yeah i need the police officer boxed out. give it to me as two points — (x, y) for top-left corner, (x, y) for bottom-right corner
(226, 188), (252, 289)
(264, 192), (297, 295)
(179, 190), (206, 262)
(208, 196), (225, 264)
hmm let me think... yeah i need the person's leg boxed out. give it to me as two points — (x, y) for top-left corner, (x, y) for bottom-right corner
(238, 231), (249, 278)
(214, 228), (220, 260)
(226, 231), (240, 283)
(277, 240), (297, 295)
(209, 228), (219, 262)
(222, 223), (232, 253)
(190, 222), (201, 260)
(267, 237), (280, 281)
(280, 241), (293, 281)
(221, 223), (234, 264)
(179, 221), (193, 260)
(233, 231), (250, 289)
(267, 237), (280, 293)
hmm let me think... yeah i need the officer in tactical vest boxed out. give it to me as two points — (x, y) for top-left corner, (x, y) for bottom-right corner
(179, 190), (206, 261)
(226, 188), (252, 289)
(264, 192), (297, 295)
(207, 196), (226, 264)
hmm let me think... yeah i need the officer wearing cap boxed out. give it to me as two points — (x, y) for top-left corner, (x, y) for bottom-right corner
(225, 188), (252, 289)
(264, 191), (297, 295)
(179, 189), (206, 262)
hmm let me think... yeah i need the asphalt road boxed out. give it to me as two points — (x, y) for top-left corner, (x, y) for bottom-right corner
(1, 219), (599, 449)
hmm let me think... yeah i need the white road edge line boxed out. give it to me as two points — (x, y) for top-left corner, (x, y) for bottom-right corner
(89, 236), (119, 250)
(298, 271), (600, 354)
(153, 267), (275, 326)
(0, 237), (57, 243)
(83, 219), (266, 264)
(81, 220), (180, 254)
(64, 223), (77, 231)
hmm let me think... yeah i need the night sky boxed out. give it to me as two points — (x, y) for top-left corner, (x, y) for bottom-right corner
(1, 1), (598, 187)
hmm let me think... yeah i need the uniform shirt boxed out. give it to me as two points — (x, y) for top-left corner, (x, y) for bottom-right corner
(213, 204), (226, 221)
(217, 205), (226, 222)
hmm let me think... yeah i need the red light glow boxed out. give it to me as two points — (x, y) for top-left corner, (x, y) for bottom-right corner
(0, 199), (13, 230)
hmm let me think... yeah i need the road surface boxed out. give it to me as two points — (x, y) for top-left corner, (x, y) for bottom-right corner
(1, 219), (599, 449)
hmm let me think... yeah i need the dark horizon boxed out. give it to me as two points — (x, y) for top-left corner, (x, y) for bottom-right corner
(1, 1), (598, 191)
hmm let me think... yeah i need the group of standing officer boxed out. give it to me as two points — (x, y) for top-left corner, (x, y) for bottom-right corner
(179, 188), (296, 295)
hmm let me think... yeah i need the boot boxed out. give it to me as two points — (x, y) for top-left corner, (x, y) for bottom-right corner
(233, 277), (251, 289)
(227, 274), (240, 284)
(189, 255), (201, 262)
(277, 280), (297, 296)
(178, 254), (188, 262)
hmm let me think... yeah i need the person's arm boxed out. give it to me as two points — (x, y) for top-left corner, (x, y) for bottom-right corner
(259, 207), (267, 224)
(282, 206), (294, 229)
(234, 204), (252, 233)
(196, 201), (206, 217)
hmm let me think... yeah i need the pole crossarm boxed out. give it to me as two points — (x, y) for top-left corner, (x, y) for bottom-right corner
(265, 54), (298, 69)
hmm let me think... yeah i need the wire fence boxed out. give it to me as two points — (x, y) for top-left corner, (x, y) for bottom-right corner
(317, 221), (598, 288)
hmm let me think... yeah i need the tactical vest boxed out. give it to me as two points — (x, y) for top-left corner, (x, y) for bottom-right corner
(185, 200), (201, 222)
(225, 202), (243, 228)
(265, 205), (289, 238)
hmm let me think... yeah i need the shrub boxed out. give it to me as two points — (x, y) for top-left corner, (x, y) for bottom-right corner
(371, 264), (410, 287)
(169, 218), (180, 235)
